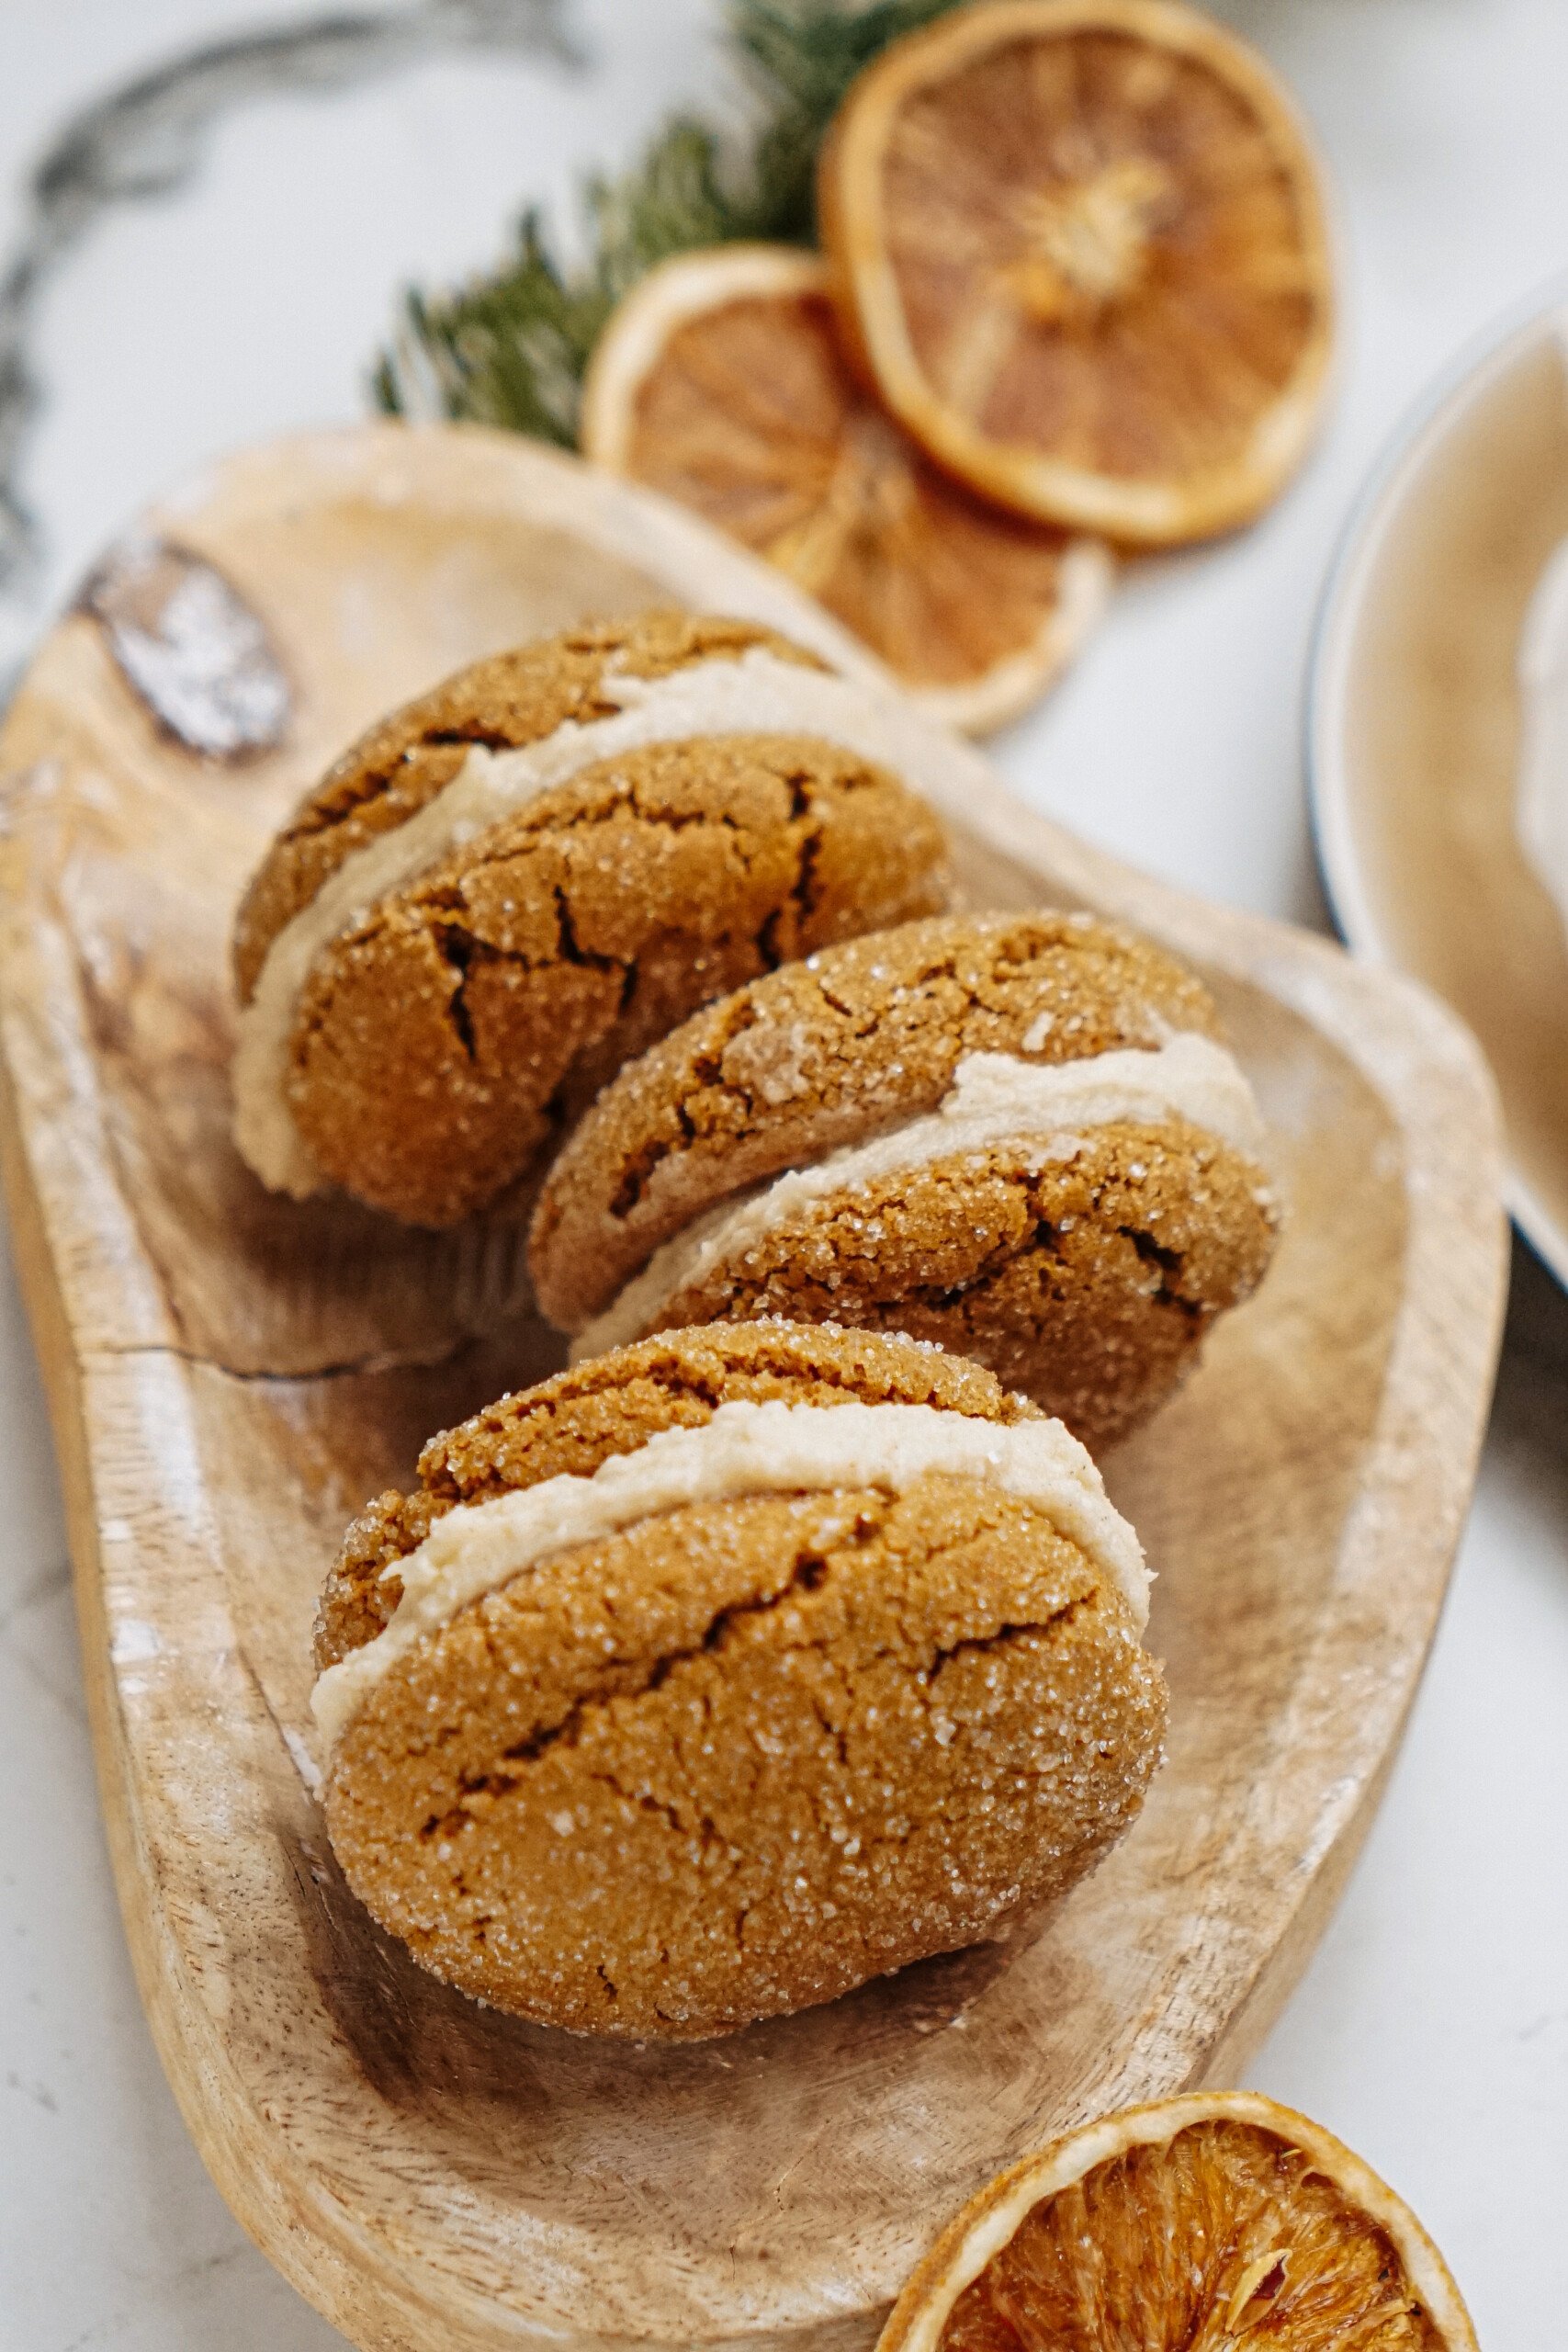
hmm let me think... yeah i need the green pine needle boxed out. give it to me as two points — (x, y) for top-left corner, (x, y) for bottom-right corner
(375, 0), (965, 447)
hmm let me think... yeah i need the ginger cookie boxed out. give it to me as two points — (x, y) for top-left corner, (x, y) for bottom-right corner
(528, 913), (1280, 1449)
(231, 613), (951, 1226)
(312, 1320), (1166, 2041)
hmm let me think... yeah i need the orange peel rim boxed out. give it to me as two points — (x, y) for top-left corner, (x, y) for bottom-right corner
(580, 240), (1113, 734)
(818, 0), (1337, 547)
(874, 2088), (1479, 2352)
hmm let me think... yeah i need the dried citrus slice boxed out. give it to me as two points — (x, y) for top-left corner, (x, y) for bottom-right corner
(819, 0), (1335, 546)
(880, 2092), (1478, 2352)
(580, 243), (1111, 734)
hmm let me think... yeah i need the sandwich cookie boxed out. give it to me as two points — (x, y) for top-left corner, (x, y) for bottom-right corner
(529, 913), (1279, 1449)
(231, 613), (951, 1226)
(312, 1320), (1165, 2040)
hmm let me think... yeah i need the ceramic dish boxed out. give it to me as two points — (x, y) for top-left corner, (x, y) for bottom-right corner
(1311, 284), (1568, 1287)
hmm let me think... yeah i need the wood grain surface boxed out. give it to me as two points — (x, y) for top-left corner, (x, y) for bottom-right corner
(0, 424), (1507, 2352)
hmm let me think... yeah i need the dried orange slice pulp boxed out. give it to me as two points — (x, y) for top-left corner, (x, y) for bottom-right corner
(820, 0), (1335, 547)
(879, 2092), (1478, 2352)
(580, 243), (1111, 734)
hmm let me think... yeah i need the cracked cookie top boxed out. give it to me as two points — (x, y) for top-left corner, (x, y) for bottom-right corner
(526, 913), (1280, 1448)
(314, 1317), (1038, 1669)
(229, 612), (952, 1225)
(232, 614), (822, 1000)
(312, 1320), (1166, 2039)
(529, 910), (1224, 1326)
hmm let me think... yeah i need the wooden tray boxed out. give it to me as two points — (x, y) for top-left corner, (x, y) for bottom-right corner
(0, 424), (1506, 2352)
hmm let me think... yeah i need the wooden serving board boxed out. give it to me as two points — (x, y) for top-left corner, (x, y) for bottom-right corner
(0, 424), (1506, 2352)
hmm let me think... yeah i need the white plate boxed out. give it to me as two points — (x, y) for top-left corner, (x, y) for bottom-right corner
(1310, 286), (1568, 1288)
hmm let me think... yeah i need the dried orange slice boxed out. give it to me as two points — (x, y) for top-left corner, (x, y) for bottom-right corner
(819, 0), (1335, 546)
(580, 243), (1111, 734)
(879, 2092), (1478, 2351)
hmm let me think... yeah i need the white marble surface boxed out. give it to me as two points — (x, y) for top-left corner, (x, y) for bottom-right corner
(1, 2), (1565, 2345)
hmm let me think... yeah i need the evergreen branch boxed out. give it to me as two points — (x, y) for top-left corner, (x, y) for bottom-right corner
(375, 0), (964, 445)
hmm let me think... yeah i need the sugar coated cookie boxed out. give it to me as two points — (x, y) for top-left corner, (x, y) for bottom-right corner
(313, 1320), (1165, 2039)
(231, 615), (950, 1225)
(529, 913), (1279, 1448)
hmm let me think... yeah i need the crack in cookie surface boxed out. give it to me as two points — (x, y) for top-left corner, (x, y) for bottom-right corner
(322, 1478), (1165, 2037)
(636, 1123), (1277, 1450)
(529, 910), (1223, 1327)
(314, 1319), (1037, 1668)
(283, 735), (948, 1225)
(233, 614), (821, 999)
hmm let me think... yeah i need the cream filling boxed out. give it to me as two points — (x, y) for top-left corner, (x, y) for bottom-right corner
(232, 646), (961, 1197)
(573, 1032), (1268, 1359)
(310, 1396), (1148, 1752)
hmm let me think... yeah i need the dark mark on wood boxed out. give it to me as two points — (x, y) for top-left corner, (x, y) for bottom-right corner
(82, 535), (291, 759)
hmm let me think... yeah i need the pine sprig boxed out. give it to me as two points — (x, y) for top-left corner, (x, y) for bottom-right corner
(733, 0), (964, 238)
(374, 0), (964, 446)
